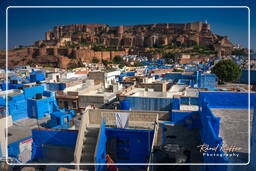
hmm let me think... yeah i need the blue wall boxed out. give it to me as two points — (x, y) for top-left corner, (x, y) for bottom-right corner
(171, 111), (197, 123)
(199, 74), (217, 89)
(32, 129), (78, 159)
(199, 98), (228, 170)
(8, 94), (28, 121)
(126, 96), (172, 111)
(239, 70), (256, 84)
(164, 73), (194, 81)
(172, 97), (180, 110)
(106, 128), (154, 164)
(95, 119), (107, 171)
(199, 92), (256, 109)
(177, 79), (191, 85)
(47, 83), (66, 91)
(1, 83), (23, 90)
(172, 96), (198, 110)
(29, 71), (45, 82)
(47, 111), (72, 129)
(27, 96), (55, 119)
(23, 86), (45, 99)
(180, 97), (198, 105)
(164, 72), (217, 89)
(197, 91), (256, 170)
(8, 136), (32, 160)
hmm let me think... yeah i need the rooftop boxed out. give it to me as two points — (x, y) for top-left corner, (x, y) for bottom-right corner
(8, 117), (50, 144)
(210, 108), (253, 162)
(122, 88), (174, 98)
(79, 88), (115, 97)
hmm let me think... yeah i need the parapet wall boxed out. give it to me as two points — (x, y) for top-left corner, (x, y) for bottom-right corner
(87, 109), (168, 125)
(199, 91), (256, 109)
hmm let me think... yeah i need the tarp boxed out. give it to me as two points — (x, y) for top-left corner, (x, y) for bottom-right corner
(115, 112), (129, 128)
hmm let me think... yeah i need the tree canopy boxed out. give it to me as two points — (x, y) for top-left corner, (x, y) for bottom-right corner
(232, 49), (247, 56)
(91, 57), (99, 63)
(113, 55), (123, 64)
(162, 52), (178, 64)
(211, 59), (241, 83)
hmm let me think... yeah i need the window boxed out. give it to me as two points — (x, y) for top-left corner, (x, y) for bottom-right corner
(64, 101), (69, 109)
(72, 101), (77, 109)
(64, 116), (68, 123)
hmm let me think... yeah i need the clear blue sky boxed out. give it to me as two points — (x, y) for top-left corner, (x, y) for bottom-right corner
(0, 0), (255, 50)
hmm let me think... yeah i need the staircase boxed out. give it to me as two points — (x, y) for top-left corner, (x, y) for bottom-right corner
(80, 126), (99, 170)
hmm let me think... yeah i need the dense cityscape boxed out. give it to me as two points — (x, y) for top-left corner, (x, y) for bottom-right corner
(0, 20), (255, 171)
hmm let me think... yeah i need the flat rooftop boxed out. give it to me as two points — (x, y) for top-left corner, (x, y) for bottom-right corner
(162, 124), (203, 163)
(210, 108), (253, 162)
(8, 117), (50, 144)
(184, 88), (199, 97)
(123, 88), (174, 98)
(79, 89), (115, 98)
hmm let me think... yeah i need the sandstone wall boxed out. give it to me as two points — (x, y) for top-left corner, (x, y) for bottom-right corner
(76, 50), (127, 62)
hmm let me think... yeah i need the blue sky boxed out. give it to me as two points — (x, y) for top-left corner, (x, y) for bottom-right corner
(0, 0), (255, 50)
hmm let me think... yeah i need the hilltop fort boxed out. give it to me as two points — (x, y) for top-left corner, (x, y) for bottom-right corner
(3, 22), (234, 68)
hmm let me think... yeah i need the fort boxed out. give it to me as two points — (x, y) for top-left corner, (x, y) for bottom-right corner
(4, 22), (234, 68)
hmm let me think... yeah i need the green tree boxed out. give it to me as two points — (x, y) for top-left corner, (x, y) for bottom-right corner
(102, 59), (109, 66)
(211, 59), (241, 83)
(162, 52), (178, 63)
(92, 43), (105, 51)
(232, 49), (247, 56)
(79, 40), (89, 46)
(118, 64), (125, 69)
(92, 57), (99, 63)
(134, 62), (145, 67)
(113, 55), (123, 64)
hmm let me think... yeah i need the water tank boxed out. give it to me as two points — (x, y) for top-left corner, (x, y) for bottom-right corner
(120, 100), (131, 110)
(155, 75), (160, 79)
(59, 83), (66, 90)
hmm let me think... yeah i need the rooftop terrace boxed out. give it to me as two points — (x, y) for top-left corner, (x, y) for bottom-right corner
(211, 108), (253, 162)
(74, 109), (163, 170)
(8, 117), (50, 144)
